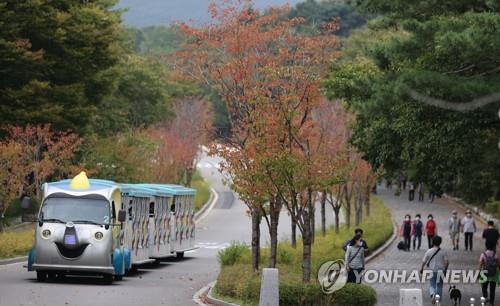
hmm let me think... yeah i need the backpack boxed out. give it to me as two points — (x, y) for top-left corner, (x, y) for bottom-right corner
(342, 239), (351, 252)
(397, 241), (407, 250)
(484, 252), (498, 277)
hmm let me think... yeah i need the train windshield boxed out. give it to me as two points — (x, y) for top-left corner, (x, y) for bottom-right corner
(41, 197), (110, 225)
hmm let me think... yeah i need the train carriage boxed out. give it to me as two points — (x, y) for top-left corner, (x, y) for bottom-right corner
(137, 184), (197, 259)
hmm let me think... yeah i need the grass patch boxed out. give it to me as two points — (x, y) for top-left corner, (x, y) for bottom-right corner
(0, 230), (34, 259)
(192, 171), (210, 212)
(214, 196), (393, 305)
(484, 200), (500, 219)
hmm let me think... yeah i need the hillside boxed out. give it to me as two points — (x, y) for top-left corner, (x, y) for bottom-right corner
(116, 0), (302, 27)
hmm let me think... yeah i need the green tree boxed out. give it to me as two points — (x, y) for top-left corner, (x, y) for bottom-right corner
(127, 25), (185, 55)
(0, 0), (123, 134)
(325, 2), (500, 203)
(290, 0), (366, 36)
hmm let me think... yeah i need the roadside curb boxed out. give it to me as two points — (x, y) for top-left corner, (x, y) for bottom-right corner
(195, 187), (218, 224)
(365, 220), (398, 263)
(195, 281), (240, 306)
(0, 256), (27, 266)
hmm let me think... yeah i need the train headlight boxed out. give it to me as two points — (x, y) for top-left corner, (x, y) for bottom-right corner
(41, 229), (51, 239)
(94, 231), (104, 241)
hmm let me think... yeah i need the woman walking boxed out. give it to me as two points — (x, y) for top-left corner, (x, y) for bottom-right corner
(425, 214), (437, 249)
(345, 234), (365, 284)
(401, 214), (412, 251)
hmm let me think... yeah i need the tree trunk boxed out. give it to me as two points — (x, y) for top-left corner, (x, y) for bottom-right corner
(291, 197), (297, 248)
(344, 185), (351, 228)
(185, 166), (194, 187)
(333, 206), (340, 234)
(364, 188), (371, 217)
(311, 201), (315, 244)
(269, 197), (282, 268)
(320, 191), (326, 236)
(251, 209), (261, 272)
(301, 188), (313, 282)
(355, 186), (362, 226)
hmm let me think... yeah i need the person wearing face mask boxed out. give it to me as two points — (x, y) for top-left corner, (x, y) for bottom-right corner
(461, 210), (477, 251)
(400, 214), (412, 251)
(448, 210), (460, 250)
(425, 214), (437, 249)
(412, 214), (423, 250)
(345, 234), (365, 283)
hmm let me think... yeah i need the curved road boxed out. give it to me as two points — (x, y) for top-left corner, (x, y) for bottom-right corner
(0, 153), (336, 306)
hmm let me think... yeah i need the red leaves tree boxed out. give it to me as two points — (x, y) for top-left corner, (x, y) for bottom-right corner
(0, 124), (82, 207)
(149, 97), (213, 186)
(174, 0), (339, 280)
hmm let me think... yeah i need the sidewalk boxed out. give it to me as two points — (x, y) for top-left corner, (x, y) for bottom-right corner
(371, 186), (489, 306)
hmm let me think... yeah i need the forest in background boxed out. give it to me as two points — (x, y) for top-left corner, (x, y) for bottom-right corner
(1, 0), (499, 223)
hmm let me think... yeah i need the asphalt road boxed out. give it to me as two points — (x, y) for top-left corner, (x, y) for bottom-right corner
(0, 153), (336, 306)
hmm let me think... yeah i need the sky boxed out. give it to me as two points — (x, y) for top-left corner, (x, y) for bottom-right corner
(116, 0), (303, 28)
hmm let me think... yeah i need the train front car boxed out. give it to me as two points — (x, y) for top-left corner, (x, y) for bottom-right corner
(27, 172), (127, 284)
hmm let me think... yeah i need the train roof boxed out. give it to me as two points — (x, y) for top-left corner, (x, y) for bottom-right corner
(137, 184), (196, 196)
(43, 177), (119, 201)
(119, 184), (156, 198)
(43, 173), (195, 200)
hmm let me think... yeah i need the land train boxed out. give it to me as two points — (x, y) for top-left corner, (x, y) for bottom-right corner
(27, 172), (197, 283)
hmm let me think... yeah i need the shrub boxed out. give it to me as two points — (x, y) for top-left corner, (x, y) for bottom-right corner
(214, 264), (260, 302)
(217, 242), (250, 266)
(485, 201), (500, 219)
(216, 265), (378, 306)
(0, 229), (34, 259)
(330, 283), (377, 306)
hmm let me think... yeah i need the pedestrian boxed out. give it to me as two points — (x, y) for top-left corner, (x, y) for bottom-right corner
(386, 178), (392, 189)
(409, 183), (415, 201)
(345, 234), (365, 284)
(479, 246), (499, 306)
(412, 214), (423, 250)
(342, 228), (369, 255)
(400, 214), (412, 251)
(425, 214), (437, 249)
(448, 210), (460, 250)
(418, 183), (425, 202)
(482, 221), (499, 251)
(461, 210), (477, 251)
(428, 190), (435, 203)
(420, 236), (448, 305)
(402, 175), (407, 191)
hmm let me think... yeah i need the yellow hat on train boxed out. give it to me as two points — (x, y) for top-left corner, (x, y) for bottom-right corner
(70, 171), (90, 190)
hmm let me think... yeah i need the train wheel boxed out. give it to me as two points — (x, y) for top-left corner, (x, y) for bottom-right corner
(47, 272), (56, 282)
(176, 252), (184, 260)
(36, 271), (47, 282)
